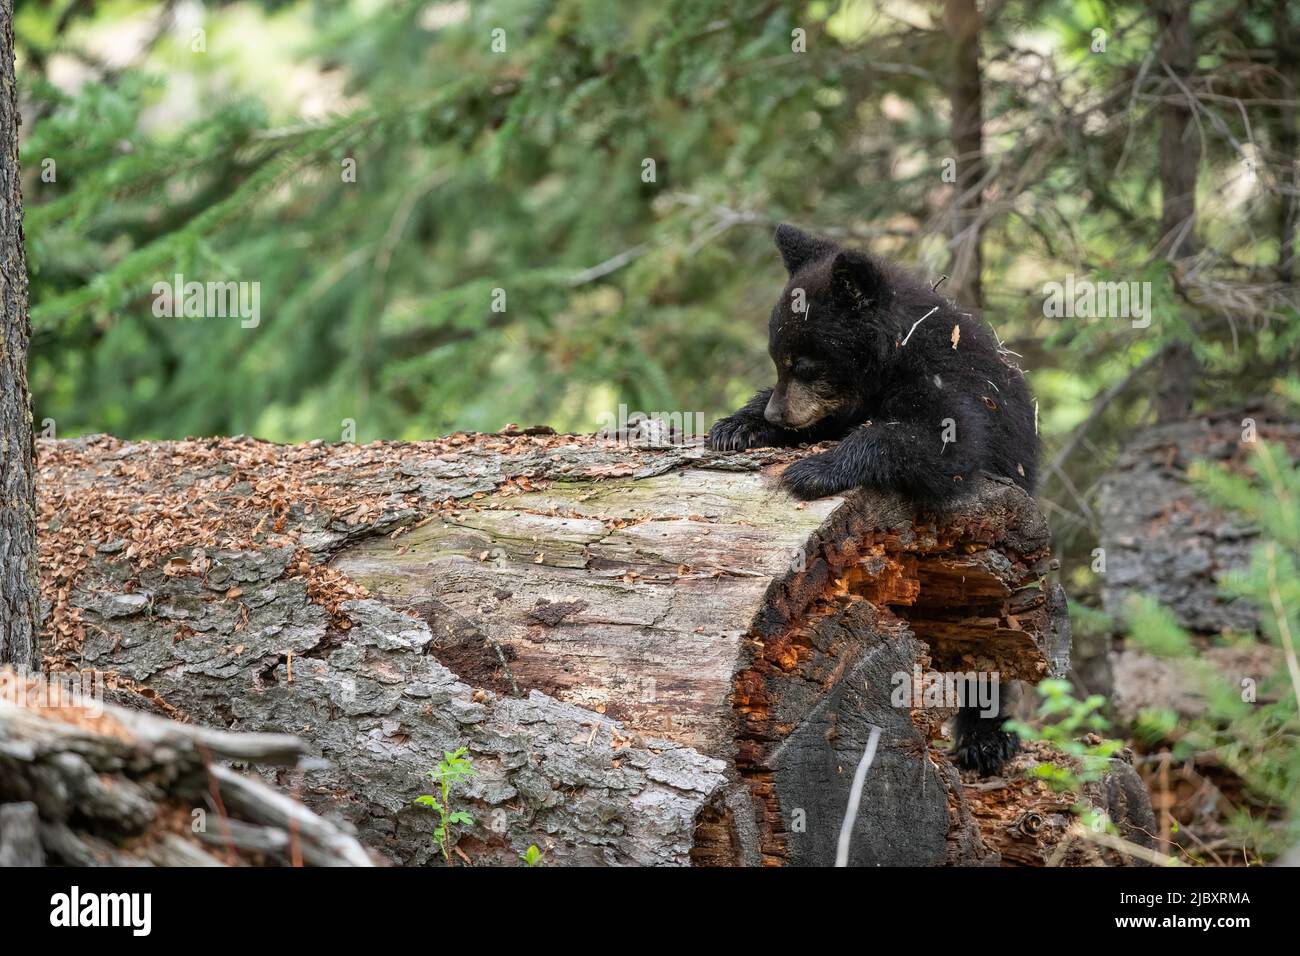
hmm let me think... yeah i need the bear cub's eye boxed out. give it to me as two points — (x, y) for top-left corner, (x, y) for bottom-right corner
(792, 358), (819, 381)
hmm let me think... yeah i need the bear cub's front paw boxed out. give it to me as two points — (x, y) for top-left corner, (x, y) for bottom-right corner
(779, 454), (846, 500)
(706, 415), (782, 452)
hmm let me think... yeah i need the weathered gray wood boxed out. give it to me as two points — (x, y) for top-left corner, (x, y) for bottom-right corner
(0, 802), (44, 865)
(142, 833), (227, 867)
(36, 433), (1076, 865)
(0, 670), (376, 866)
(193, 816), (291, 856)
(208, 765), (387, 868)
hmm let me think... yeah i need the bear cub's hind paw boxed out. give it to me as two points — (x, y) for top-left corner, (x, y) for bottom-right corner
(954, 725), (1020, 777)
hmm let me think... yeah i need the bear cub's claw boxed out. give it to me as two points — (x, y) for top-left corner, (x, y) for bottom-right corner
(706, 416), (781, 452)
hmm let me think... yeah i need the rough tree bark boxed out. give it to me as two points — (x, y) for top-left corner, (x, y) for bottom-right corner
(28, 431), (1146, 866)
(0, 0), (39, 672)
(945, 0), (984, 309)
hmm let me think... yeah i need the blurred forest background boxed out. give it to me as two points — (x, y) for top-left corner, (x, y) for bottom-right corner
(12, 0), (1300, 862)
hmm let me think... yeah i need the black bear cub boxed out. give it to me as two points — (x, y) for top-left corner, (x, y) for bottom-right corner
(707, 223), (1041, 776)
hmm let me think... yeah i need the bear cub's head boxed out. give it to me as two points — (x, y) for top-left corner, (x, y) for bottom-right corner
(764, 223), (896, 430)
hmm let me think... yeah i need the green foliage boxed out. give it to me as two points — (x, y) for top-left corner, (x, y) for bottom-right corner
(1123, 594), (1196, 659)
(19, 0), (1299, 473)
(520, 844), (544, 867)
(1005, 678), (1124, 793)
(414, 747), (477, 866)
(1067, 599), (1115, 642)
(1192, 441), (1300, 551)
(1132, 707), (1180, 747)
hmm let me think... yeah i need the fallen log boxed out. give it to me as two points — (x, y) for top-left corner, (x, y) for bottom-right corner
(35, 430), (1090, 866)
(0, 669), (375, 865)
(1099, 404), (1300, 641)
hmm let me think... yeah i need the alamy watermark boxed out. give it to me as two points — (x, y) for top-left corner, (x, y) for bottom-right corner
(1042, 274), (1151, 328)
(890, 666), (1000, 718)
(0, 669), (105, 718)
(49, 886), (151, 936)
(152, 273), (260, 328)
(595, 404), (707, 447)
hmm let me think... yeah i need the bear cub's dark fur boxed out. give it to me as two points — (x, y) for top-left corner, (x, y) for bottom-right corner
(707, 223), (1041, 776)
(709, 223), (1039, 502)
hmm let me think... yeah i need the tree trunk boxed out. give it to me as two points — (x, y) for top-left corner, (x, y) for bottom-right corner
(945, 0), (984, 309)
(1275, 0), (1298, 285)
(1154, 0), (1199, 422)
(0, 0), (39, 672)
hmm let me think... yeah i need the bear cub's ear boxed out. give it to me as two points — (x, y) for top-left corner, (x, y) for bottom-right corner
(774, 223), (838, 274)
(830, 249), (884, 308)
